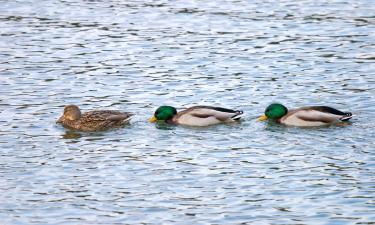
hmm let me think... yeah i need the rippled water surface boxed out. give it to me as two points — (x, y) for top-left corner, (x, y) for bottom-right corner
(1, 0), (375, 224)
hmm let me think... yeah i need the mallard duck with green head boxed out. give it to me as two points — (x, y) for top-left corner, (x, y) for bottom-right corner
(148, 105), (243, 126)
(258, 103), (352, 127)
(57, 105), (134, 131)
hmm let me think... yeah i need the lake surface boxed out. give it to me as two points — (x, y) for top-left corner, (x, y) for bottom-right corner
(1, 0), (375, 224)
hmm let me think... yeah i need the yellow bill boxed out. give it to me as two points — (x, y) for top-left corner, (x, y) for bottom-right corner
(258, 114), (268, 121)
(148, 116), (158, 123)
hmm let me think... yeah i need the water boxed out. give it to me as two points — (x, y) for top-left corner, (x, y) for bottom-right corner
(1, 0), (374, 224)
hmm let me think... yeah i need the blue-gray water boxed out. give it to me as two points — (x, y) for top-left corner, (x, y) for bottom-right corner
(1, 0), (375, 224)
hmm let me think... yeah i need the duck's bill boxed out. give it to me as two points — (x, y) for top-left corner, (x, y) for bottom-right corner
(258, 115), (268, 121)
(148, 116), (158, 123)
(56, 117), (63, 123)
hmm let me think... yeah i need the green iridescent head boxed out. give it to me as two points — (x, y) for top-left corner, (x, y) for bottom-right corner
(259, 103), (288, 121)
(149, 106), (177, 122)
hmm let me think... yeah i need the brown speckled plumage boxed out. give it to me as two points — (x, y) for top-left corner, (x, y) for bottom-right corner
(57, 105), (134, 131)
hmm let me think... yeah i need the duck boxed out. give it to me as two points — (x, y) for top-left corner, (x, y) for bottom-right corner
(148, 105), (243, 126)
(57, 104), (134, 131)
(258, 103), (353, 127)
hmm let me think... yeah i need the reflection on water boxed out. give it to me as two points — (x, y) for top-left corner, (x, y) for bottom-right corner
(154, 122), (177, 130)
(1, 0), (375, 224)
(62, 130), (82, 139)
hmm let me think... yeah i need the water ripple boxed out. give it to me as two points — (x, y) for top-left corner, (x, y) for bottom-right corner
(0, 0), (374, 224)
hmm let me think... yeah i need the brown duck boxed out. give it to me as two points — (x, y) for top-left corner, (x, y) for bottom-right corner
(57, 105), (134, 131)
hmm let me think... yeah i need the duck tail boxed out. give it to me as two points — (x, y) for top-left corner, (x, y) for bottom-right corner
(231, 110), (243, 121)
(123, 117), (132, 123)
(340, 112), (353, 121)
